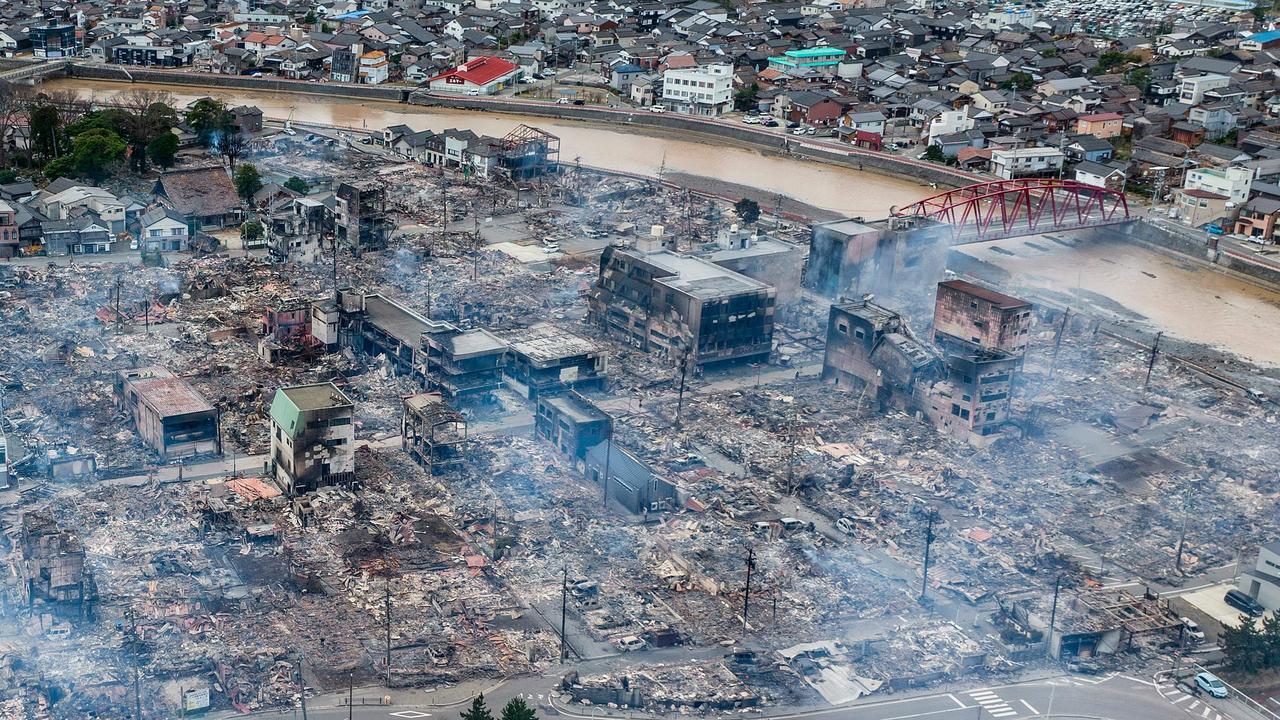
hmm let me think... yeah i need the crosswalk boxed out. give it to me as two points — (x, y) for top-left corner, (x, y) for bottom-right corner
(968, 689), (1019, 718)
(1155, 677), (1228, 720)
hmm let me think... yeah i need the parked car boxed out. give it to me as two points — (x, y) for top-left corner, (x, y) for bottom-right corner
(762, 118), (778, 127)
(1246, 388), (1269, 404)
(1180, 617), (1206, 644)
(1225, 589), (1265, 617)
(572, 99), (585, 105)
(1195, 672), (1229, 699)
(786, 121), (800, 129)
(649, 105), (667, 113)
(556, 98), (571, 104)
(743, 115), (760, 124)
(1066, 659), (1102, 675)
(466, 89), (480, 96)
(615, 635), (647, 652)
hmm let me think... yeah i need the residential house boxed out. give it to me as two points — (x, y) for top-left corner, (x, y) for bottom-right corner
(138, 207), (189, 253)
(153, 166), (241, 230)
(1234, 197), (1280, 242)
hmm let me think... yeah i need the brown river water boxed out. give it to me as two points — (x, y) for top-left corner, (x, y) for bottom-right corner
(43, 79), (1280, 364)
(43, 78), (928, 218)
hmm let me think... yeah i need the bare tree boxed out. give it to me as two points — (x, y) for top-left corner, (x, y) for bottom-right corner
(219, 129), (246, 169)
(41, 88), (90, 129)
(0, 80), (32, 170)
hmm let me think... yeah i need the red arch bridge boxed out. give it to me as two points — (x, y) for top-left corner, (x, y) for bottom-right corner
(892, 178), (1131, 243)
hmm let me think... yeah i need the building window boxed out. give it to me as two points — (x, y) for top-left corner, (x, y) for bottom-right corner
(837, 321), (848, 334)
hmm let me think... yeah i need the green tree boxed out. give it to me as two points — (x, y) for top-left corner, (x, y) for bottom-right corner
(148, 131), (179, 168)
(284, 176), (310, 193)
(923, 144), (946, 163)
(1001, 72), (1034, 91)
(499, 698), (536, 720)
(241, 219), (264, 244)
(733, 83), (759, 111)
(234, 163), (263, 202)
(29, 104), (63, 164)
(185, 98), (234, 146)
(46, 128), (127, 181)
(1126, 67), (1152, 95)
(304, 9), (317, 23)
(735, 197), (760, 224)
(460, 695), (494, 720)
(1222, 616), (1267, 673)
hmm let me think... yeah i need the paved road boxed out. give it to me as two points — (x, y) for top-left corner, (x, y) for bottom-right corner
(245, 672), (1192, 720)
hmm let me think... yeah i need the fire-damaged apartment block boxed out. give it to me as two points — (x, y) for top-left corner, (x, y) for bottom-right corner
(587, 246), (775, 368)
(822, 280), (1033, 447)
(114, 366), (222, 461)
(268, 382), (356, 496)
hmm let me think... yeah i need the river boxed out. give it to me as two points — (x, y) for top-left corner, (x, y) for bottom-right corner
(43, 78), (929, 218)
(957, 235), (1280, 366)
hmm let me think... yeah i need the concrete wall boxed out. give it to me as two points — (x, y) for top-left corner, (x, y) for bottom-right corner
(1084, 220), (1280, 288)
(67, 64), (411, 102)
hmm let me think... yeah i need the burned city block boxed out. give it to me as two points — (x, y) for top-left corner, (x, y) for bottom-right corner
(501, 322), (606, 400)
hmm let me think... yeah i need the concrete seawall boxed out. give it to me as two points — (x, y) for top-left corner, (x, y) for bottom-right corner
(67, 63), (412, 102)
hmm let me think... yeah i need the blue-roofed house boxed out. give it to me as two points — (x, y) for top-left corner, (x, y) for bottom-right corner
(584, 441), (678, 515)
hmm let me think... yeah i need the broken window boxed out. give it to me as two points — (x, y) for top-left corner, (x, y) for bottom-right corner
(854, 328), (866, 339)
(837, 322), (849, 334)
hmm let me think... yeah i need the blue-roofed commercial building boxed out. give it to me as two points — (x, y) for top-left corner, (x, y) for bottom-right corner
(767, 47), (847, 72)
(1240, 30), (1280, 52)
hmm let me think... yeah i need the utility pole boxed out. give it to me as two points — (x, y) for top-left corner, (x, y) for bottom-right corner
(384, 577), (392, 686)
(785, 409), (799, 495)
(774, 194), (783, 231)
(1143, 330), (1163, 393)
(1046, 575), (1062, 660)
(298, 657), (309, 720)
(472, 213), (480, 281)
(742, 547), (756, 634)
(331, 235), (339, 298)
(439, 166), (449, 255)
(601, 422), (613, 509)
(347, 673), (353, 720)
(1175, 492), (1191, 574)
(560, 566), (569, 663)
(115, 275), (123, 335)
(125, 607), (142, 719)
(920, 511), (936, 601)
(1048, 308), (1069, 379)
(674, 351), (689, 430)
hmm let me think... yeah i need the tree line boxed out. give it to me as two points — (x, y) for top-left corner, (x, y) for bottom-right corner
(0, 80), (253, 183)
(461, 694), (537, 720)
(1221, 614), (1280, 674)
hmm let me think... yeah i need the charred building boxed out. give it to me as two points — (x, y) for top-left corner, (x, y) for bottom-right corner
(335, 180), (392, 253)
(502, 322), (607, 400)
(587, 246), (775, 368)
(16, 512), (91, 616)
(402, 393), (467, 470)
(932, 280), (1034, 357)
(584, 441), (678, 516)
(698, 225), (805, 307)
(536, 393), (612, 463)
(821, 299), (941, 407)
(267, 196), (333, 264)
(114, 366), (221, 461)
(268, 382), (356, 496)
(805, 217), (950, 302)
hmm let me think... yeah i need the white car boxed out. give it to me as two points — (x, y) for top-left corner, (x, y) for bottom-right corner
(649, 105), (667, 113)
(1180, 617), (1206, 644)
(466, 89), (480, 96)
(743, 115), (760, 124)
(556, 98), (571, 105)
(615, 636), (647, 652)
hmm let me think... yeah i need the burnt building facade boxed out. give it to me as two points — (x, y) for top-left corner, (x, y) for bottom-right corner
(335, 180), (392, 253)
(114, 366), (221, 461)
(932, 280), (1034, 357)
(536, 394), (612, 463)
(821, 299), (941, 407)
(587, 247), (775, 368)
(268, 383), (356, 496)
(503, 323), (607, 400)
(16, 512), (91, 616)
(805, 217), (951, 302)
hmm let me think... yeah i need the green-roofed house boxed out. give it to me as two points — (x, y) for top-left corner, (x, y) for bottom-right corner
(268, 382), (356, 496)
(767, 47), (848, 72)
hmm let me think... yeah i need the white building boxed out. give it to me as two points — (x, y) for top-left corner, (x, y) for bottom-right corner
(426, 55), (521, 95)
(1178, 73), (1230, 105)
(358, 49), (390, 84)
(1184, 165), (1253, 205)
(990, 147), (1065, 180)
(661, 63), (733, 117)
(978, 4), (1038, 30)
(1240, 542), (1280, 612)
(927, 109), (975, 143)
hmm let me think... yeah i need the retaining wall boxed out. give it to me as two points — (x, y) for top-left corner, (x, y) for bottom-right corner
(66, 63), (411, 102)
(1084, 220), (1280, 288)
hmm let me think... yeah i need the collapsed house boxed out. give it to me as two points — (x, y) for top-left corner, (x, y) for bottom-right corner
(401, 392), (467, 470)
(335, 180), (393, 253)
(14, 512), (92, 619)
(266, 195), (334, 264)
(587, 246), (776, 368)
(268, 382), (356, 496)
(114, 366), (221, 461)
(584, 440), (679, 515)
(821, 280), (1033, 446)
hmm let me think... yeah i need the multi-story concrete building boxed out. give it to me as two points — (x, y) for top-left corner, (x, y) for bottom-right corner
(821, 299), (941, 406)
(661, 63), (733, 116)
(502, 322), (606, 400)
(1178, 73), (1230, 105)
(1183, 165), (1253, 204)
(535, 394), (611, 463)
(268, 382), (355, 496)
(588, 246), (775, 368)
(932, 280), (1034, 357)
(114, 367), (221, 461)
(335, 180), (391, 253)
(990, 147), (1065, 179)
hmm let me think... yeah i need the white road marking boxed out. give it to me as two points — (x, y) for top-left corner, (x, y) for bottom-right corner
(1172, 693), (1192, 703)
(989, 710), (1018, 718)
(390, 713), (433, 719)
(1020, 699), (1040, 715)
(1201, 707), (1211, 718)
(946, 694), (966, 709)
(969, 692), (999, 700)
(1124, 675), (1158, 687)
(977, 698), (1007, 706)
(1188, 700), (1201, 711)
